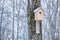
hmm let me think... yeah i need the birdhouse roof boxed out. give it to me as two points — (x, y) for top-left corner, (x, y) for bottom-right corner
(33, 7), (43, 13)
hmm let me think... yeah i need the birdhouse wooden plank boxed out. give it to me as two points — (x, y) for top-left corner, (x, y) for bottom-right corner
(36, 20), (40, 33)
(34, 7), (44, 20)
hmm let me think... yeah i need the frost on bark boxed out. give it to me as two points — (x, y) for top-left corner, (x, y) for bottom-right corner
(41, 0), (60, 40)
(0, 0), (29, 40)
(17, 0), (29, 40)
(1, 0), (13, 40)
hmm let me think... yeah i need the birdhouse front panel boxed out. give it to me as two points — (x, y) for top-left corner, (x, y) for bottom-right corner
(38, 9), (43, 20)
(35, 9), (44, 20)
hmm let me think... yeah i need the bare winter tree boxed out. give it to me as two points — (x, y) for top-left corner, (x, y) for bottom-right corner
(0, 0), (29, 40)
(41, 0), (60, 40)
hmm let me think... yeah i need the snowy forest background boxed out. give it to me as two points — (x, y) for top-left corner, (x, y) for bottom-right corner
(0, 0), (60, 40)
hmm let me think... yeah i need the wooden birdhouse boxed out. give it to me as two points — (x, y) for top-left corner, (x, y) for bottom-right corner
(33, 7), (44, 34)
(34, 7), (44, 20)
